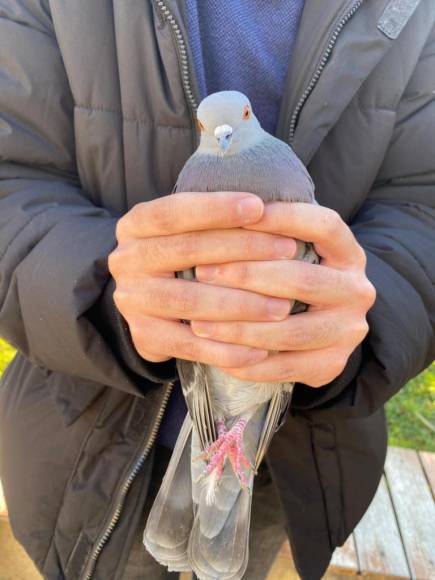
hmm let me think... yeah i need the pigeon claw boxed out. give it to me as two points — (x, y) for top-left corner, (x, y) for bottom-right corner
(197, 417), (252, 488)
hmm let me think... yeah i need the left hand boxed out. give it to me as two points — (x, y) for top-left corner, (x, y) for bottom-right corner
(191, 202), (376, 387)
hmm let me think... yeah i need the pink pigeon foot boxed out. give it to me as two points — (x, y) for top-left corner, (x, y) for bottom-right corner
(198, 417), (252, 487)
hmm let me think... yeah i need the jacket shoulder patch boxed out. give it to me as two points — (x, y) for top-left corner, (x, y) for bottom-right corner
(378, 0), (422, 39)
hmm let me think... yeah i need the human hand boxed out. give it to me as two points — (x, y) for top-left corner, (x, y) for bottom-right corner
(108, 192), (297, 367)
(191, 203), (376, 387)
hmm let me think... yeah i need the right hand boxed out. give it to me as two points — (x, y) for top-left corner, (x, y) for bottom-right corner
(108, 191), (296, 367)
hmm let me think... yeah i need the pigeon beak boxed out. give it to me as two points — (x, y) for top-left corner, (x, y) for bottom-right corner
(214, 124), (233, 153)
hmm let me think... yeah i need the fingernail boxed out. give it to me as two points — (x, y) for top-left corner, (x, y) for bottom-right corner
(273, 238), (296, 258)
(196, 265), (218, 282)
(267, 299), (290, 320)
(237, 197), (263, 223)
(192, 321), (214, 337)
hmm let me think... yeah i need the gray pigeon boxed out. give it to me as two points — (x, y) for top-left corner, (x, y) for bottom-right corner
(144, 91), (318, 580)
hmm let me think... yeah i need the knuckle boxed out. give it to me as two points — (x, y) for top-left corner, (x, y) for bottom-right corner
(117, 203), (145, 239)
(313, 318), (337, 346)
(215, 291), (231, 316)
(365, 280), (377, 308)
(130, 322), (170, 362)
(355, 277), (376, 309)
(129, 325), (153, 356)
(331, 352), (348, 377)
(107, 249), (120, 277)
(113, 287), (128, 310)
(171, 286), (197, 317)
(138, 236), (153, 263)
(215, 289), (244, 318)
(306, 376), (326, 388)
(274, 360), (296, 382)
(352, 318), (369, 342)
(293, 315), (338, 347)
(282, 322), (310, 348)
(143, 237), (168, 270)
(173, 338), (198, 360)
(143, 280), (192, 317)
(115, 216), (128, 241)
(231, 262), (251, 286)
(230, 323), (247, 345)
(303, 359), (333, 388)
(177, 232), (199, 263)
(150, 198), (176, 233)
(321, 209), (343, 237)
(294, 264), (318, 295)
(243, 232), (263, 256)
(307, 351), (348, 387)
(361, 319), (370, 337)
(253, 296), (274, 320)
(127, 321), (141, 340)
(108, 240), (138, 277)
(309, 373), (336, 389)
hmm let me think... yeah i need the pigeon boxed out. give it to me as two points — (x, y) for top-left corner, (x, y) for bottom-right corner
(144, 90), (318, 580)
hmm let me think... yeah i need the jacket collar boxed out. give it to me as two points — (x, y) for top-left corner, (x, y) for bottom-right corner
(275, 0), (402, 164)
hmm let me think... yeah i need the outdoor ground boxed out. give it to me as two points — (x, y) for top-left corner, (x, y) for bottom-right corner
(1, 338), (433, 451)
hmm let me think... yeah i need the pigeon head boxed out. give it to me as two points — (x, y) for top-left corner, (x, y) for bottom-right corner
(196, 91), (265, 156)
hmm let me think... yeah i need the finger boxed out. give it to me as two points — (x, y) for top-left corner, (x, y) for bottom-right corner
(129, 316), (269, 368)
(196, 260), (369, 307)
(110, 230), (296, 275)
(139, 352), (172, 363)
(218, 348), (350, 387)
(116, 191), (264, 240)
(191, 309), (365, 351)
(114, 277), (291, 322)
(243, 203), (366, 269)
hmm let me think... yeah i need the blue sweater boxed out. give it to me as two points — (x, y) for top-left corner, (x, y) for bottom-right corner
(157, 0), (305, 447)
(186, 0), (305, 133)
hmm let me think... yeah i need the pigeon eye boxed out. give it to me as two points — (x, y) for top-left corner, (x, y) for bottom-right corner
(243, 105), (251, 120)
(197, 118), (205, 131)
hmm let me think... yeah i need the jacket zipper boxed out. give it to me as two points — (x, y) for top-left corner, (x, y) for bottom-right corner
(81, 382), (174, 580)
(288, 0), (364, 143)
(154, 0), (200, 148)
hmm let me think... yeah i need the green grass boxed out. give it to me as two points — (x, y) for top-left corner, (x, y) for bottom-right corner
(0, 339), (15, 375)
(386, 363), (435, 452)
(0, 338), (434, 451)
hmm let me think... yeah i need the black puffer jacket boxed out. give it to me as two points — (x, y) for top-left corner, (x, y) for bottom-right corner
(0, 1), (434, 579)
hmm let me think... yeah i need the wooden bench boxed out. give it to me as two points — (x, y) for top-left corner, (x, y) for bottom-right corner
(1, 447), (434, 579)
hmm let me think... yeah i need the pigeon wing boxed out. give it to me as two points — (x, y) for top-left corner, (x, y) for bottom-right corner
(177, 359), (216, 451)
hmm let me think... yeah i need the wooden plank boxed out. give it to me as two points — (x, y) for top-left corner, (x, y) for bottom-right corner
(385, 447), (435, 580)
(330, 534), (359, 574)
(271, 537), (358, 579)
(353, 475), (409, 578)
(419, 451), (435, 498)
(266, 541), (299, 579)
(278, 540), (293, 561)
